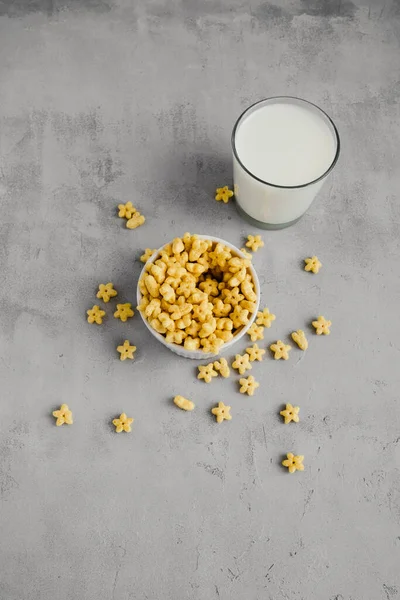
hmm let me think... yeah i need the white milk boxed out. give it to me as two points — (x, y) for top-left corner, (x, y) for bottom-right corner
(232, 97), (339, 228)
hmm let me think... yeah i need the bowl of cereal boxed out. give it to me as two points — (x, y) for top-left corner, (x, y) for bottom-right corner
(136, 234), (260, 359)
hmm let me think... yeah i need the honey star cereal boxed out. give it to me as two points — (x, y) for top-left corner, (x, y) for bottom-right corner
(280, 403), (300, 424)
(232, 353), (252, 375)
(304, 256), (322, 274)
(239, 375), (259, 396)
(87, 305), (106, 325)
(114, 303), (134, 322)
(140, 249), (157, 263)
(245, 343), (265, 362)
(312, 316), (331, 335)
(174, 395), (195, 411)
(247, 323), (264, 342)
(118, 202), (136, 219)
(215, 186), (234, 204)
(52, 404), (73, 426)
(270, 340), (291, 360)
(246, 235), (264, 252)
(282, 453), (304, 474)
(197, 363), (218, 383)
(213, 358), (230, 378)
(112, 413), (134, 433)
(256, 307), (275, 328)
(211, 402), (232, 423)
(117, 340), (137, 361)
(291, 329), (308, 350)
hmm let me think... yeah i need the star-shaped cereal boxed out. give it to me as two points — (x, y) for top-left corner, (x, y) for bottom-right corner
(221, 287), (244, 307)
(96, 282), (118, 303)
(87, 305), (106, 325)
(140, 248), (157, 263)
(114, 303), (134, 322)
(118, 201), (136, 219)
(247, 323), (264, 342)
(239, 375), (259, 396)
(246, 234), (264, 252)
(117, 340), (137, 361)
(291, 329), (308, 350)
(270, 340), (291, 360)
(112, 413), (134, 433)
(256, 307), (276, 328)
(126, 212), (145, 229)
(197, 363), (218, 383)
(213, 358), (230, 378)
(52, 404), (73, 426)
(215, 186), (234, 204)
(174, 395), (195, 411)
(312, 316), (331, 335)
(280, 403), (300, 424)
(211, 402), (232, 423)
(232, 353), (252, 375)
(245, 343), (265, 362)
(304, 256), (322, 274)
(240, 248), (253, 260)
(282, 453), (304, 474)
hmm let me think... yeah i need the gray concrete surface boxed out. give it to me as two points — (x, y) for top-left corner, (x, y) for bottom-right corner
(1, 1), (399, 598)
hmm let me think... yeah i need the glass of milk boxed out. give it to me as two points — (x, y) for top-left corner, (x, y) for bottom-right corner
(232, 97), (340, 229)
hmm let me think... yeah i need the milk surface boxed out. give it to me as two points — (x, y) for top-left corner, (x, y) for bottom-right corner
(234, 101), (337, 187)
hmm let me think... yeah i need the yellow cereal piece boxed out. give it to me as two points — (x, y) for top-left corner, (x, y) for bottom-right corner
(140, 248), (157, 263)
(214, 357), (230, 378)
(96, 282), (118, 303)
(215, 186), (234, 204)
(186, 320), (201, 337)
(114, 303), (134, 322)
(144, 274), (160, 298)
(211, 401), (232, 423)
(228, 266), (247, 288)
(304, 256), (322, 274)
(198, 363), (218, 383)
(291, 329), (308, 350)
(230, 305), (250, 329)
(215, 330), (233, 342)
(175, 314), (191, 330)
(239, 375), (259, 396)
(256, 307), (276, 328)
(280, 403), (300, 424)
(216, 317), (233, 331)
(246, 234), (264, 252)
(199, 278), (219, 297)
(87, 305), (106, 325)
(117, 340), (137, 361)
(184, 336), (201, 351)
(144, 298), (162, 319)
(159, 282), (176, 304)
(240, 248), (253, 261)
(247, 323), (264, 342)
(270, 340), (291, 360)
(312, 316), (331, 335)
(232, 353), (252, 375)
(172, 237), (185, 254)
(241, 279), (257, 302)
(245, 343), (265, 362)
(118, 201), (136, 219)
(174, 395), (195, 411)
(158, 311), (175, 332)
(201, 335), (224, 355)
(240, 300), (257, 313)
(212, 298), (232, 317)
(165, 330), (187, 344)
(52, 404), (73, 426)
(282, 453), (304, 474)
(112, 413), (134, 433)
(126, 212), (145, 229)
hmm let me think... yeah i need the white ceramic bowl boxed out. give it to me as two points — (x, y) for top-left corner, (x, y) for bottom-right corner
(136, 235), (260, 360)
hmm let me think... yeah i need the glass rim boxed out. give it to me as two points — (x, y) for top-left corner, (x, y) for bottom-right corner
(231, 96), (341, 190)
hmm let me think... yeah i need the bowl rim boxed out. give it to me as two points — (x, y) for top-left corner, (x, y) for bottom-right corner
(136, 235), (261, 359)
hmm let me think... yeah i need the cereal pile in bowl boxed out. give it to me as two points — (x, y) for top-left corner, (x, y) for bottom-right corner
(137, 233), (260, 357)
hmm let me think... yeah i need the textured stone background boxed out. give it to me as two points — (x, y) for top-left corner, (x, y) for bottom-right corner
(0, 1), (399, 599)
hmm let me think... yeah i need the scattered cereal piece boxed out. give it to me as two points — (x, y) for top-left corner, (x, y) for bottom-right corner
(118, 202), (136, 219)
(215, 186), (234, 204)
(117, 340), (137, 361)
(112, 413), (134, 433)
(239, 375), (259, 396)
(96, 282), (118, 303)
(87, 305), (106, 325)
(246, 235), (264, 252)
(232, 353), (252, 375)
(140, 248), (157, 263)
(197, 363), (218, 383)
(126, 213), (145, 229)
(211, 401), (232, 423)
(282, 453), (304, 474)
(256, 307), (276, 328)
(214, 357), (230, 378)
(247, 323), (264, 342)
(270, 340), (291, 360)
(52, 404), (73, 426)
(280, 403), (300, 424)
(245, 343), (265, 362)
(173, 395), (195, 411)
(291, 329), (308, 350)
(114, 303), (134, 322)
(304, 256), (322, 274)
(312, 316), (331, 335)
(240, 248), (253, 260)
